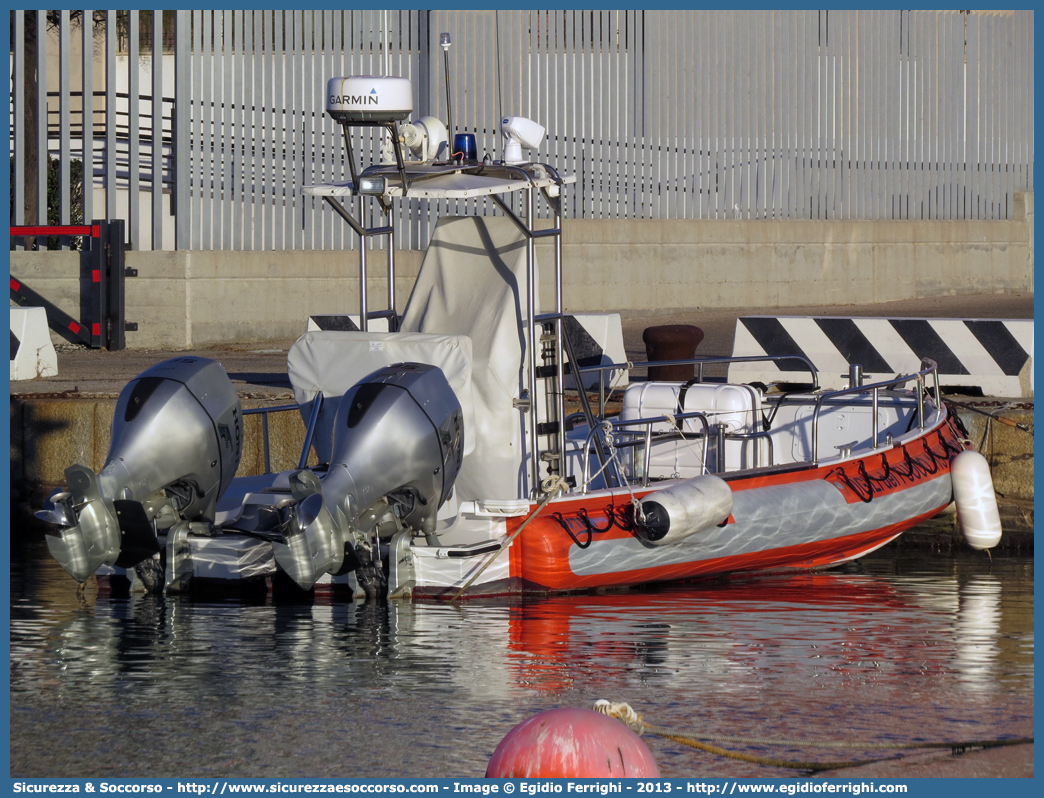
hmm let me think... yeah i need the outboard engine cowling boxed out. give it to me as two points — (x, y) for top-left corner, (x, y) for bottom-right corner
(106, 357), (242, 514)
(330, 362), (464, 535)
(43, 357), (242, 584)
(272, 362), (464, 592)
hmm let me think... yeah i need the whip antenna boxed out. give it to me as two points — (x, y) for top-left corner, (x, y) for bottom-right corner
(440, 32), (453, 140)
(495, 12), (504, 134)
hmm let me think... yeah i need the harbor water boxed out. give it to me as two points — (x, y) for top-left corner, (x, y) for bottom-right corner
(10, 534), (1033, 778)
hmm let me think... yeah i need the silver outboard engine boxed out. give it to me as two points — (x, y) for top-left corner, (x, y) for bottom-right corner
(272, 362), (464, 593)
(41, 357), (242, 588)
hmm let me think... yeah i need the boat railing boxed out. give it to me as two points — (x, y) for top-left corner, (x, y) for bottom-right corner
(241, 393), (324, 475)
(579, 410), (712, 492)
(808, 358), (940, 466)
(575, 354), (820, 416)
(576, 411), (779, 490)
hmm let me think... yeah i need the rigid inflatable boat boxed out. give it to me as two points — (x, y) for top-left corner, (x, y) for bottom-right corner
(38, 76), (1002, 599)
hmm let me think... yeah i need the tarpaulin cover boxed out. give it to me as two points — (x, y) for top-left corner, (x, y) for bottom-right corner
(400, 215), (538, 502)
(288, 215), (537, 502)
(287, 331), (475, 464)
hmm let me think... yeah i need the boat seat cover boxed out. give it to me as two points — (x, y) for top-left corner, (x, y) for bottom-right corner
(400, 216), (538, 502)
(287, 331), (475, 464)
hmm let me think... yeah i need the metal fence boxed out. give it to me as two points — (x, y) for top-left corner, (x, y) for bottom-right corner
(10, 9), (1035, 252)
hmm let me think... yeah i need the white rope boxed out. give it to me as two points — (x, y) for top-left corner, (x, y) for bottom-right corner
(580, 421), (649, 525)
(663, 412), (707, 472)
(594, 699), (645, 734)
(604, 423), (647, 526)
(540, 474), (570, 496)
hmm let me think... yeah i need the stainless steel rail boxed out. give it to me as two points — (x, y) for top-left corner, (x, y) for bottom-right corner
(578, 354), (821, 416)
(572, 357), (939, 484)
(727, 429), (775, 470)
(241, 394), (323, 475)
(489, 166), (570, 498)
(241, 404), (294, 475)
(808, 358), (940, 466)
(298, 394), (324, 468)
(579, 410), (711, 492)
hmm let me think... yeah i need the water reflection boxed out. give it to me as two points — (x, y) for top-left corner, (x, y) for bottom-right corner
(10, 540), (1034, 778)
(509, 575), (978, 692)
(953, 574), (1003, 688)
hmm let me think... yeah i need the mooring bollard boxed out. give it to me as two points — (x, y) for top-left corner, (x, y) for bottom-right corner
(643, 324), (705, 381)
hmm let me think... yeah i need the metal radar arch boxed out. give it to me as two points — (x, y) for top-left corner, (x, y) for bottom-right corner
(306, 73), (592, 499)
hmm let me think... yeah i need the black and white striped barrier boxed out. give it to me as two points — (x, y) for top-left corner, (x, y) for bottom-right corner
(729, 316), (1033, 398)
(562, 313), (628, 391)
(307, 314), (390, 333)
(11, 306), (58, 381)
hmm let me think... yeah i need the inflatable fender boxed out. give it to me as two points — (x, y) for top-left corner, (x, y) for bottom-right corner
(637, 474), (733, 545)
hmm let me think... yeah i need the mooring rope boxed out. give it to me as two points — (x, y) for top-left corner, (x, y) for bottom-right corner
(593, 700), (1033, 773)
(448, 475), (570, 602)
(945, 400), (1033, 433)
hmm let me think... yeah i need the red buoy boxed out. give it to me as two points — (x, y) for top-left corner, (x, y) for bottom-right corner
(486, 707), (661, 778)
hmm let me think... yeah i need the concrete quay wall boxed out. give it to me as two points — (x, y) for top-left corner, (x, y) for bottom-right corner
(10, 194), (1034, 350)
(10, 394), (1033, 546)
(10, 396), (312, 508)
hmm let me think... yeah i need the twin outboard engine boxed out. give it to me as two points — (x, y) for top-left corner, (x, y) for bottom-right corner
(41, 356), (464, 598)
(42, 357), (242, 587)
(273, 362), (464, 593)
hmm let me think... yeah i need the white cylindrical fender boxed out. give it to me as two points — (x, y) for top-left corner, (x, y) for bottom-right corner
(637, 475), (733, 546)
(951, 450), (1002, 550)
